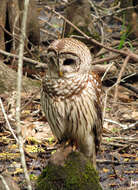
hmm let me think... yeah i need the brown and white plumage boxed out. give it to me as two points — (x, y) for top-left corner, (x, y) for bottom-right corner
(41, 38), (103, 167)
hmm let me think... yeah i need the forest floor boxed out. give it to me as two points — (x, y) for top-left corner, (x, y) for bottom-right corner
(0, 82), (137, 190)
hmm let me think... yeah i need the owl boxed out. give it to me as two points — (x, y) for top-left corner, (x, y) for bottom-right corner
(41, 38), (103, 167)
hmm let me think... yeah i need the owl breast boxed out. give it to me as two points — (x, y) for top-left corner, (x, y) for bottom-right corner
(42, 73), (88, 99)
(41, 73), (102, 151)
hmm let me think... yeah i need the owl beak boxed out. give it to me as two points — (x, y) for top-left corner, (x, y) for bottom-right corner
(58, 60), (64, 77)
(59, 70), (63, 77)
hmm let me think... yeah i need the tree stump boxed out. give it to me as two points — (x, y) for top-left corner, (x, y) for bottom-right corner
(36, 146), (102, 190)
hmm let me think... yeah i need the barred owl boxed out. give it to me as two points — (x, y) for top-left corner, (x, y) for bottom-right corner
(41, 38), (103, 167)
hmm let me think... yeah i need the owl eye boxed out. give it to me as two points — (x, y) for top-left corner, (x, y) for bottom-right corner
(63, 58), (75, 66)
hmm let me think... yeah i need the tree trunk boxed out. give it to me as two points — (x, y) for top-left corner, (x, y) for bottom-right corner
(36, 146), (103, 190)
(0, 0), (40, 60)
(0, 0), (7, 60)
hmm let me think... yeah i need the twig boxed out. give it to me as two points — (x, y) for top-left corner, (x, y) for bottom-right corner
(16, 0), (32, 190)
(112, 164), (124, 180)
(40, 28), (57, 38)
(91, 54), (119, 65)
(101, 62), (115, 81)
(21, 90), (40, 111)
(0, 98), (18, 143)
(121, 121), (138, 132)
(96, 159), (138, 165)
(121, 83), (138, 94)
(91, 63), (116, 76)
(104, 118), (127, 129)
(39, 17), (60, 33)
(0, 24), (19, 42)
(103, 82), (117, 119)
(104, 119), (138, 131)
(98, 1), (120, 11)
(116, 5), (138, 14)
(112, 100), (138, 105)
(103, 68), (136, 119)
(88, 0), (104, 44)
(102, 141), (125, 147)
(95, 3), (137, 18)
(0, 175), (10, 190)
(0, 49), (47, 68)
(0, 24), (34, 58)
(122, 73), (137, 81)
(106, 136), (138, 143)
(114, 55), (130, 103)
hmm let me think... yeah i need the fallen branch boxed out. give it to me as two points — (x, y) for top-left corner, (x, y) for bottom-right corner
(0, 49), (47, 68)
(121, 121), (138, 132)
(96, 159), (138, 165)
(104, 118), (127, 129)
(0, 98), (18, 142)
(104, 118), (138, 131)
(121, 83), (138, 94)
(91, 63), (117, 76)
(91, 54), (120, 65)
(106, 136), (138, 143)
(102, 141), (125, 147)
(101, 63), (115, 81)
(40, 28), (57, 38)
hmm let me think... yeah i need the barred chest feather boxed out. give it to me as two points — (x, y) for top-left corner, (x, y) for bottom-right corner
(41, 73), (102, 146)
(42, 74), (89, 100)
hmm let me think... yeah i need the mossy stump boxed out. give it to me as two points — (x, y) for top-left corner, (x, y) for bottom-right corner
(36, 151), (102, 190)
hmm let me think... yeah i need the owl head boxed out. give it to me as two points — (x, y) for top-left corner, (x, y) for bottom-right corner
(46, 38), (92, 78)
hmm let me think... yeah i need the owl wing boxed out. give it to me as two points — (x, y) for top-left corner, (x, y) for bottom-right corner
(90, 72), (103, 152)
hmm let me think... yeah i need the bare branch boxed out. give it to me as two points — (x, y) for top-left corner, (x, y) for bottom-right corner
(0, 49), (47, 68)
(0, 97), (18, 143)
(114, 55), (130, 103)
(0, 175), (10, 190)
(16, 0), (32, 190)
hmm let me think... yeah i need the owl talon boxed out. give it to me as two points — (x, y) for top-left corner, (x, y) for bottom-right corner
(65, 140), (70, 146)
(72, 145), (77, 151)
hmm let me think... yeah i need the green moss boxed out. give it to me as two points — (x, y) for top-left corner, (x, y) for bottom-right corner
(37, 164), (67, 190)
(36, 152), (102, 190)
